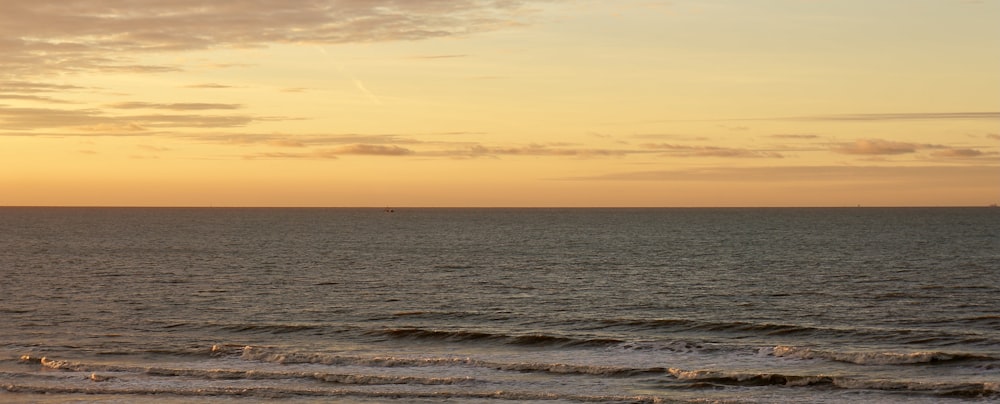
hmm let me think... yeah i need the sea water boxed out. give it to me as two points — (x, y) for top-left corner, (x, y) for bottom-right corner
(1, 207), (998, 403)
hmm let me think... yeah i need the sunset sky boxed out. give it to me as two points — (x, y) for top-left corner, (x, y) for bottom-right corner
(1, 0), (998, 207)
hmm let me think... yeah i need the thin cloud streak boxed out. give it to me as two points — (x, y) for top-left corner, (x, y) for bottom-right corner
(565, 165), (1000, 182)
(0, 94), (76, 104)
(177, 133), (426, 147)
(769, 134), (820, 139)
(183, 83), (237, 89)
(790, 112), (1000, 121)
(832, 139), (943, 155)
(642, 143), (784, 158)
(0, 105), (270, 131)
(107, 102), (244, 111)
(0, 0), (543, 78)
(245, 144), (415, 159)
(644, 112), (1000, 124)
(930, 148), (998, 159)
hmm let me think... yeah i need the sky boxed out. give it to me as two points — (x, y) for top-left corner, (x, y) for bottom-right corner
(1, 0), (998, 207)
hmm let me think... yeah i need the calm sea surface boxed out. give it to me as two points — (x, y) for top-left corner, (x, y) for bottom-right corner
(1, 207), (998, 403)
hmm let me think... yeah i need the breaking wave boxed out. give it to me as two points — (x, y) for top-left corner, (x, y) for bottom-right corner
(2, 384), (669, 403)
(766, 345), (998, 365)
(368, 327), (624, 348)
(21, 355), (474, 386)
(667, 367), (1000, 397)
(239, 346), (665, 376)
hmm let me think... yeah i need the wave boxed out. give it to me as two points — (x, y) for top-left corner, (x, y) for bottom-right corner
(20, 355), (475, 386)
(668, 367), (834, 387)
(667, 367), (1000, 397)
(366, 327), (624, 348)
(2, 384), (670, 403)
(601, 317), (836, 337)
(14, 352), (668, 402)
(217, 323), (327, 334)
(601, 317), (1000, 346)
(766, 345), (998, 365)
(240, 346), (665, 376)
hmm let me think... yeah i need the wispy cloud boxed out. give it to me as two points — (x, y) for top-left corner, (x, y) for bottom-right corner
(0, 0), (541, 78)
(0, 81), (88, 93)
(789, 112), (1000, 121)
(177, 133), (425, 147)
(930, 148), (998, 159)
(641, 143), (784, 158)
(0, 94), (76, 104)
(832, 139), (944, 155)
(336, 144), (414, 156)
(77, 123), (148, 133)
(107, 102), (243, 111)
(183, 83), (237, 89)
(0, 105), (265, 131)
(631, 134), (711, 142)
(351, 78), (381, 104)
(769, 134), (819, 139)
(566, 165), (1000, 182)
(829, 138), (999, 161)
(408, 54), (470, 59)
(442, 144), (631, 158)
(246, 144), (415, 159)
(0, 80), (88, 104)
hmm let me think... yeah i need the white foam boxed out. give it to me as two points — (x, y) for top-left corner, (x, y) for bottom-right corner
(769, 345), (973, 365)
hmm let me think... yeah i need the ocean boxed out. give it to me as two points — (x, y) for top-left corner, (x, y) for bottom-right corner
(1, 207), (998, 403)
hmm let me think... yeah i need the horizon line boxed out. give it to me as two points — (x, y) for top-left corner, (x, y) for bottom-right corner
(1, 205), (996, 209)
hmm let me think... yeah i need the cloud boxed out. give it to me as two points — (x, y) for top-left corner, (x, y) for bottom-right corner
(632, 134), (711, 141)
(566, 165), (1000, 183)
(642, 143), (784, 158)
(0, 80), (88, 104)
(78, 123), (148, 133)
(0, 94), (76, 104)
(718, 124), (749, 131)
(0, 105), (264, 131)
(930, 148), (998, 159)
(832, 139), (945, 155)
(408, 54), (470, 59)
(334, 144), (414, 156)
(184, 83), (237, 89)
(138, 144), (170, 152)
(987, 134), (1000, 140)
(446, 144), (630, 158)
(177, 133), (425, 147)
(0, 105), (106, 130)
(0, 0), (541, 78)
(107, 102), (243, 111)
(789, 112), (1000, 121)
(245, 143), (415, 159)
(769, 134), (819, 139)
(0, 81), (88, 93)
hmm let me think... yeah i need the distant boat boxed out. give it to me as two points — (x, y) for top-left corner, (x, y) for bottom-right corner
(384, 207), (395, 213)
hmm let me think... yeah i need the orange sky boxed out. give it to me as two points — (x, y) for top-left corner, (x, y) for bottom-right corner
(1, 0), (998, 207)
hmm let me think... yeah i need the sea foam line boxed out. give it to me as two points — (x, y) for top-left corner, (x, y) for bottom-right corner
(2, 384), (669, 403)
(667, 367), (1000, 397)
(239, 346), (665, 376)
(18, 355), (474, 386)
(766, 345), (997, 365)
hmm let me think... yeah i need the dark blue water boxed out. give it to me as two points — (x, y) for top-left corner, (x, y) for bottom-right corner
(1, 208), (998, 402)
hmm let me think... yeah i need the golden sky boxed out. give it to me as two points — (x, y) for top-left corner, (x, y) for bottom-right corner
(1, 0), (998, 207)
